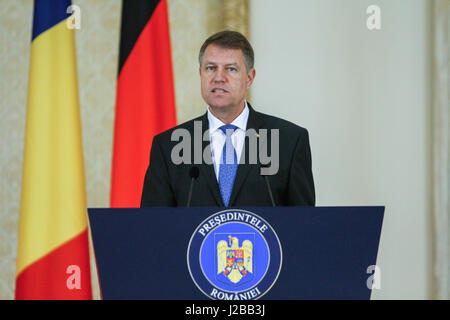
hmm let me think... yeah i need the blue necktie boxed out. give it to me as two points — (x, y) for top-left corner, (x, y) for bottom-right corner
(218, 124), (238, 207)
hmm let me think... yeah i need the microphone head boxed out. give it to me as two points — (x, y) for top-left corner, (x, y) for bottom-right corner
(260, 163), (270, 176)
(189, 166), (200, 179)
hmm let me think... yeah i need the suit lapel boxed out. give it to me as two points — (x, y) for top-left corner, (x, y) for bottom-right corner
(228, 103), (265, 207)
(198, 112), (224, 206)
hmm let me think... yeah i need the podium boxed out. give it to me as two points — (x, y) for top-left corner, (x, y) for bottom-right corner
(88, 206), (384, 300)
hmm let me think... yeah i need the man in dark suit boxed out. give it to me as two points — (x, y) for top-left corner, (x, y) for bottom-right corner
(141, 31), (315, 207)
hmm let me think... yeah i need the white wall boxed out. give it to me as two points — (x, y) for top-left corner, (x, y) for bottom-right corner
(250, 0), (432, 299)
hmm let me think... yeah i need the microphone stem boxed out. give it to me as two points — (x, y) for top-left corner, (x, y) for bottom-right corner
(264, 176), (276, 207)
(187, 177), (195, 207)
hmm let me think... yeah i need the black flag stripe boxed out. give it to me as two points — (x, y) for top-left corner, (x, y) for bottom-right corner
(118, 0), (160, 74)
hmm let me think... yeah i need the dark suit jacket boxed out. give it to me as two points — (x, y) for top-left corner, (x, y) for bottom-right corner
(141, 103), (315, 207)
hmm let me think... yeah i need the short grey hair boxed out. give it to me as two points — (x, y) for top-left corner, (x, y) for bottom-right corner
(198, 30), (254, 72)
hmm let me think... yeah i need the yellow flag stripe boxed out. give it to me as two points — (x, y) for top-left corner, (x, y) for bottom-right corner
(17, 19), (87, 276)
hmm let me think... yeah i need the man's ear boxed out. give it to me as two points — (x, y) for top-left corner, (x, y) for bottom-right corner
(247, 68), (256, 88)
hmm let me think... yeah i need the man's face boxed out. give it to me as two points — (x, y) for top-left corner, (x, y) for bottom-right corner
(200, 44), (255, 113)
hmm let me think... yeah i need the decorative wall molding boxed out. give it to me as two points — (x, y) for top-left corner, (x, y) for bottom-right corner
(223, 0), (249, 38)
(222, 0), (251, 101)
(431, 0), (450, 300)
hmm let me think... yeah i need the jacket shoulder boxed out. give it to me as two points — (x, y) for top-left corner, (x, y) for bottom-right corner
(254, 109), (309, 137)
(153, 114), (204, 142)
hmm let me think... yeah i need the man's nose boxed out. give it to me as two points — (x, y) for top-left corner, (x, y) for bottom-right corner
(213, 67), (226, 82)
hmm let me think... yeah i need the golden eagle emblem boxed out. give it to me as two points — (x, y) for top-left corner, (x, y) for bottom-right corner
(217, 235), (253, 284)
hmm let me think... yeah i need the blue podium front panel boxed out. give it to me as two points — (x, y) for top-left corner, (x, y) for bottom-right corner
(88, 206), (384, 300)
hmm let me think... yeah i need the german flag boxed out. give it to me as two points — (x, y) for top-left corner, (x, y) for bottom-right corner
(110, 0), (177, 207)
(16, 0), (92, 299)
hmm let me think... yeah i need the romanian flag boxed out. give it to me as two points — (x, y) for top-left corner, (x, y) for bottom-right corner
(110, 0), (177, 207)
(16, 0), (92, 299)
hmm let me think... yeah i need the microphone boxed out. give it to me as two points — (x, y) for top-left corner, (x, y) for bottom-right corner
(260, 164), (276, 207)
(187, 166), (200, 207)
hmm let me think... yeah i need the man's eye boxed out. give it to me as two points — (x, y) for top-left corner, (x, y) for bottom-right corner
(207, 66), (215, 71)
(228, 67), (236, 72)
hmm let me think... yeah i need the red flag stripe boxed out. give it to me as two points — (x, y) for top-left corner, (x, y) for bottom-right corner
(15, 229), (92, 300)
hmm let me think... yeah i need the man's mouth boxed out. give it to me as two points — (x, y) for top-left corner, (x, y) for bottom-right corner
(211, 88), (228, 93)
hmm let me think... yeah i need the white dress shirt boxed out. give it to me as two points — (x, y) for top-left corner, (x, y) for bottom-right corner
(207, 102), (249, 180)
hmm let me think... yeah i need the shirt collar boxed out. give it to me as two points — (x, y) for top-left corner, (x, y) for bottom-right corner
(207, 101), (249, 133)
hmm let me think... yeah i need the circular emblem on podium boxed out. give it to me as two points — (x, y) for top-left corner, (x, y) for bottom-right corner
(187, 209), (282, 300)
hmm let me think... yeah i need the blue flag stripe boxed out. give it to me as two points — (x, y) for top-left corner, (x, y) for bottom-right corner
(32, 0), (72, 41)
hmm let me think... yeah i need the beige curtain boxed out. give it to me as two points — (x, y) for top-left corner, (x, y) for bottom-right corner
(432, 0), (450, 300)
